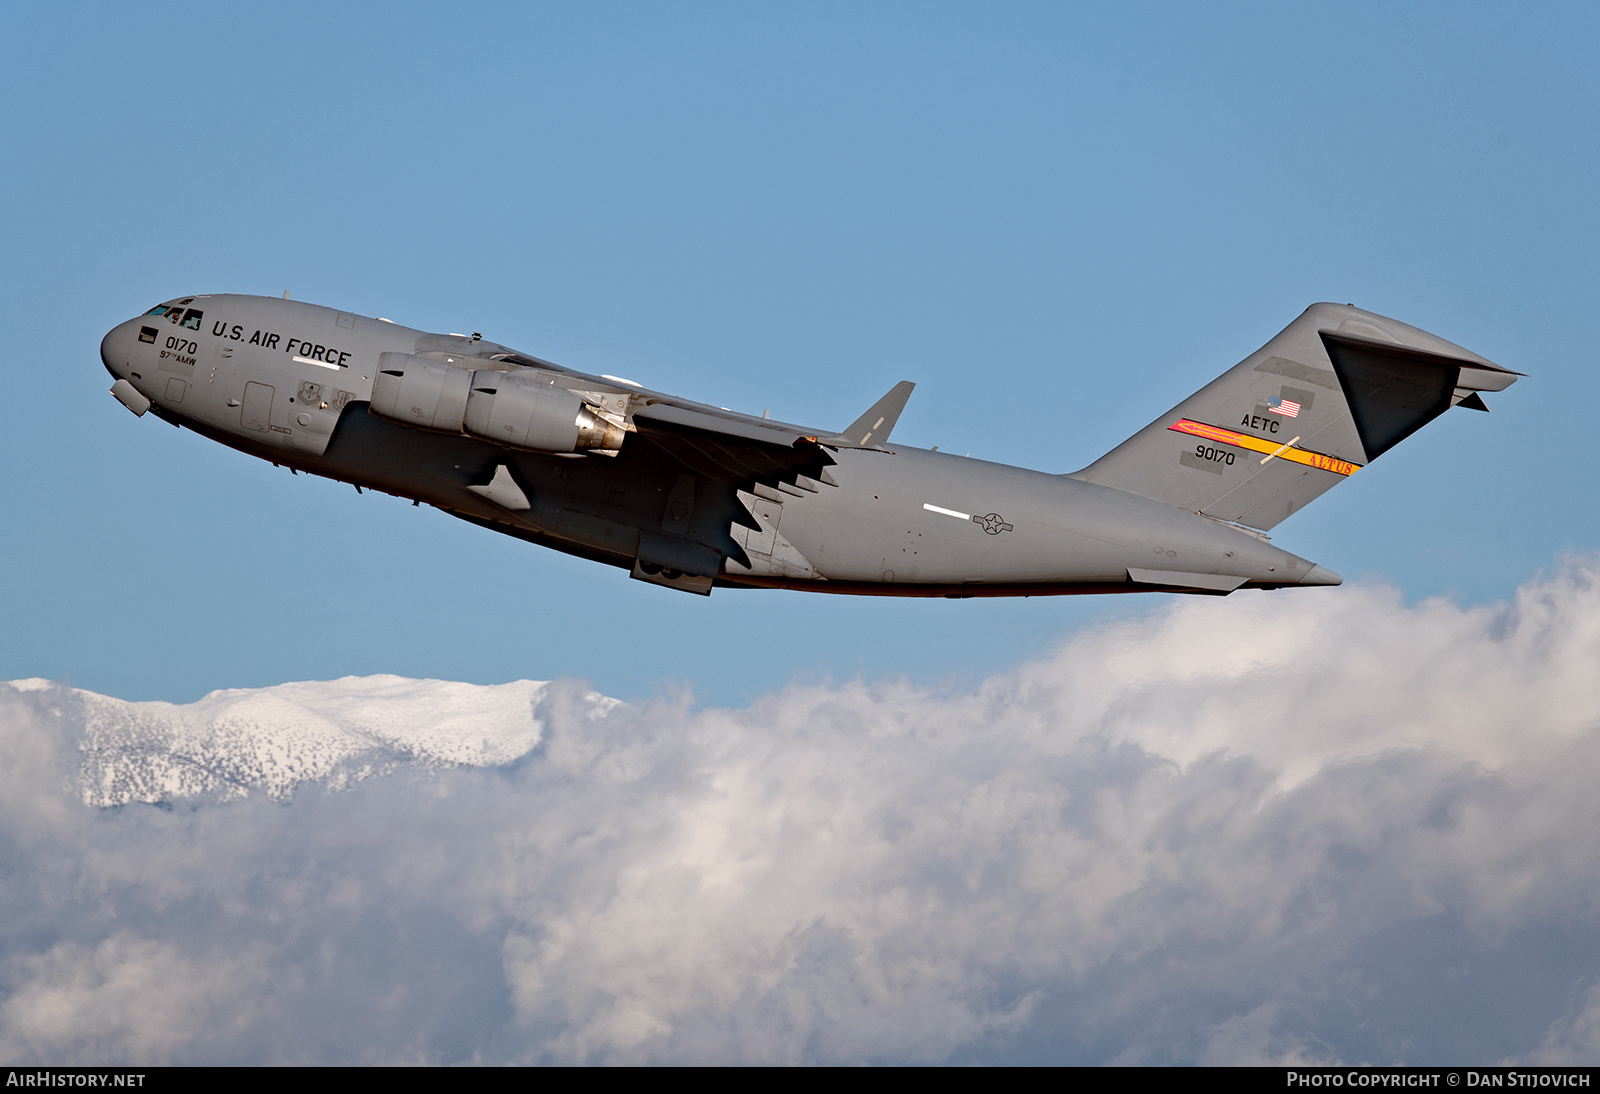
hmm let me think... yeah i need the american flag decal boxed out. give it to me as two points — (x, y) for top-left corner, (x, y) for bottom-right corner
(1267, 396), (1301, 418)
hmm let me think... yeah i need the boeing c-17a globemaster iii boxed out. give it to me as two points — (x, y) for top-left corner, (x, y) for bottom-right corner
(99, 295), (1518, 597)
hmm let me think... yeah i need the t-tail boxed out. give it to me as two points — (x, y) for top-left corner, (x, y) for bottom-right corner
(1069, 303), (1520, 531)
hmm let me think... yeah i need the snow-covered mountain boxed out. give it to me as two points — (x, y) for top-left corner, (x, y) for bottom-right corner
(7, 675), (616, 806)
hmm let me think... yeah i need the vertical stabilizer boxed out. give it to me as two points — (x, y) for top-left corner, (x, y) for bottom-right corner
(1069, 304), (1518, 531)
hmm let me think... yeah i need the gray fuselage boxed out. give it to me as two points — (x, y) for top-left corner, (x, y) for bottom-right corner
(100, 294), (1337, 597)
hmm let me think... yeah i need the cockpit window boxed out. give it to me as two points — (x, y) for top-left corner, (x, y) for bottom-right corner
(144, 304), (202, 329)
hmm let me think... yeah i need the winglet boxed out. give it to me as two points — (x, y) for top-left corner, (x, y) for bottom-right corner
(840, 381), (915, 447)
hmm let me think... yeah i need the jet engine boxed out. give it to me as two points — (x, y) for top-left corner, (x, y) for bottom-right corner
(370, 353), (626, 454)
(370, 354), (471, 432)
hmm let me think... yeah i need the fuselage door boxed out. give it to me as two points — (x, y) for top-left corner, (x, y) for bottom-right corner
(242, 381), (274, 432)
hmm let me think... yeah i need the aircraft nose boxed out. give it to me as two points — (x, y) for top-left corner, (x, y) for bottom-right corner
(101, 320), (135, 380)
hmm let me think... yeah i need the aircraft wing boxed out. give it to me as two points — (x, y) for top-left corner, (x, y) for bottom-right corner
(495, 352), (861, 493)
(438, 332), (894, 495)
(624, 379), (914, 493)
(628, 400), (838, 493)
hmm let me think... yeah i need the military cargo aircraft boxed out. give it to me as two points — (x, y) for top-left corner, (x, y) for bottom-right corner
(100, 295), (1517, 596)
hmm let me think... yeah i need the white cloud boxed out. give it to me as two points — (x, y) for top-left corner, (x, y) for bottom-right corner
(1525, 980), (1600, 1065)
(0, 934), (280, 1065)
(4, 556), (1600, 1063)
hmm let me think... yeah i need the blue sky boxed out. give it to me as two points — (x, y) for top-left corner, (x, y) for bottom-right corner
(3, 2), (1597, 704)
(8, 2), (1600, 1067)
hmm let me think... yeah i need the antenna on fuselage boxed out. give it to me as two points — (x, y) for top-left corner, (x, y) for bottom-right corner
(282, 290), (290, 300)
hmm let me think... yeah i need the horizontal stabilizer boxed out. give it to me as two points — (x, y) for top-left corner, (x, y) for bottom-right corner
(838, 381), (915, 447)
(1072, 304), (1519, 531)
(1320, 331), (1510, 457)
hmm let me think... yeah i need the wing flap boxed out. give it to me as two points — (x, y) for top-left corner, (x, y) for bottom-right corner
(632, 400), (820, 448)
(634, 418), (835, 487)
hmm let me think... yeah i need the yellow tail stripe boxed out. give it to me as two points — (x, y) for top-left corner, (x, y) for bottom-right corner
(1169, 419), (1360, 477)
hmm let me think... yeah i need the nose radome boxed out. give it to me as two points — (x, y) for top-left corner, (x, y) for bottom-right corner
(101, 322), (131, 379)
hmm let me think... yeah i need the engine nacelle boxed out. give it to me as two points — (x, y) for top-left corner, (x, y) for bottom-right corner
(462, 370), (625, 453)
(370, 354), (626, 454)
(370, 353), (471, 431)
